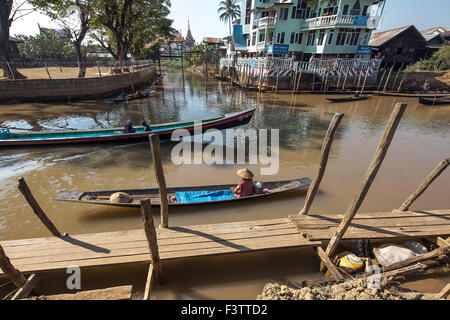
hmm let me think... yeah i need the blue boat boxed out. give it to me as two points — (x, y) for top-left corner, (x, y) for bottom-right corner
(104, 90), (155, 102)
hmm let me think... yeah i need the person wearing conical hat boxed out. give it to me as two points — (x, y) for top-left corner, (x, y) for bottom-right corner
(124, 120), (136, 134)
(233, 168), (255, 198)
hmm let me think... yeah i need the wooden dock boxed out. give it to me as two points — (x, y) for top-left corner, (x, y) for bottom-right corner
(0, 218), (319, 276)
(1, 210), (449, 277)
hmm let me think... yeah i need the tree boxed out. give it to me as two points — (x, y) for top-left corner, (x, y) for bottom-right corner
(30, 0), (94, 78)
(16, 33), (77, 60)
(91, 0), (173, 71)
(217, 0), (240, 37)
(0, 0), (32, 79)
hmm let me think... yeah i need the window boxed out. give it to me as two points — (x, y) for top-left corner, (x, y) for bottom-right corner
(328, 30), (334, 45)
(280, 8), (289, 20)
(336, 28), (359, 46)
(252, 33), (256, 46)
(307, 31), (316, 46)
(362, 5), (369, 16)
(291, 6), (297, 19)
(276, 32), (286, 44)
(290, 32), (303, 45)
(342, 4), (349, 15)
(323, 0), (338, 16)
(318, 29), (326, 45)
(259, 33), (265, 43)
(350, 0), (361, 16)
(298, 33), (303, 44)
(245, 14), (251, 24)
(290, 32), (295, 44)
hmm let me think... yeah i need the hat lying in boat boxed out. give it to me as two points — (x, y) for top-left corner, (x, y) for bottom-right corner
(110, 192), (132, 204)
(237, 168), (254, 179)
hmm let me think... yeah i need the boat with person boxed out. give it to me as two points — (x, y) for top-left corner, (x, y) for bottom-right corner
(53, 177), (312, 208)
(104, 90), (155, 102)
(0, 108), (256, 147)
(327, 95), (372, 103)
(419, 97), (450, 106)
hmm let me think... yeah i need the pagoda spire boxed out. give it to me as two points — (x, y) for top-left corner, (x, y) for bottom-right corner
(185, 20), (195, 47)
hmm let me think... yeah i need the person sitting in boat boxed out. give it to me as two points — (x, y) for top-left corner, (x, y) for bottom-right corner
(423, 80), (430, 92)
(118, 92), (127, 100)
(124, 120), (136, 134)
(354, 91), (360, 98)
(142, 121), (152, 132)
(233, 168), (255, 198)
(135, 90), (142, 97)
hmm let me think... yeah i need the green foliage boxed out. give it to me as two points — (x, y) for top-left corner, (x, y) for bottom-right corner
(16, 33), (77, 60)
(185, 44), (219, 66)
(160, 59), (191, 68)
(406, 45), (450, 72)
(217, 0), (241, 35)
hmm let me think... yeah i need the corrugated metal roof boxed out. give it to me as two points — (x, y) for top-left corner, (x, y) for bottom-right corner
(369, 25), (422, 47)
(421, 26), (450, 36)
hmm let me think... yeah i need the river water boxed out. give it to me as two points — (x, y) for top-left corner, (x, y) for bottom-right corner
(0, 70), (449, 299)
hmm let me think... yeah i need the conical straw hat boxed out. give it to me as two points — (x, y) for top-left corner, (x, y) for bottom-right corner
(237, 168), (254, 179)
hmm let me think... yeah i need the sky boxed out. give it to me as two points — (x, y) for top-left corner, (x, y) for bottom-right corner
(9, 0), (450, 41)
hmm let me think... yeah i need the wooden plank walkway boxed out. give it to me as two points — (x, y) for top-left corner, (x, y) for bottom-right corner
(0, 218), (320, 276)
(290, 210), (450, 241)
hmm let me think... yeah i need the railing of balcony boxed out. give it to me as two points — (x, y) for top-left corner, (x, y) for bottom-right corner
(302, 14), (378, 30)
(258, 17), (276, 29)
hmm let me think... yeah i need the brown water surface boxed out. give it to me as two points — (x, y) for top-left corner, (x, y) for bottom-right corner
(0, 70), (449, 299)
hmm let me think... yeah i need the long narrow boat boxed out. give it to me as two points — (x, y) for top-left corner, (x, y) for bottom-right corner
(419, 97), (450, 106)
(104, 90), (155, 102)
(327, 95), (372, 103)
(53, 177), (312, 208)
(377, 92), (450, 98)
(0, 108), (255, 147)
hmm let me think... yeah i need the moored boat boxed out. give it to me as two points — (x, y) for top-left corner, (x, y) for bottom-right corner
(104, 90), (155, 102)
(327, 95), (372, 103)
(419, 97), (450, 105)
(0, 108), (255, 147)
(53, 177), (312, 208)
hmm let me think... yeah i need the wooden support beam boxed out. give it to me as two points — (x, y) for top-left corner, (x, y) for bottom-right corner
(316, 247), (344, 282)
(18, 178), (62, 237)
(397, 159), (450, 212)
(0, 244), (27, 288)
(148, 134), (169, 228)
(140, 199), (163, 298)
(435, 284), (450, 300)
(11, 274), (39, 300)
(299, 113), (344, 215)
(383, 246), (449, 273)
(436, 237), (450, 248)
(28, 286), (133, 300)
(322, 103), (407, 271)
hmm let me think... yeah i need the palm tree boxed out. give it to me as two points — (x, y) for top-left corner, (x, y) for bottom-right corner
(217, 0), (241, 36)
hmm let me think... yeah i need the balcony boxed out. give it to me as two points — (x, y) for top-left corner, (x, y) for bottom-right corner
(258, 17), (276, 29)
(256, 42), (267, 51)
(301, 14), (379, 30)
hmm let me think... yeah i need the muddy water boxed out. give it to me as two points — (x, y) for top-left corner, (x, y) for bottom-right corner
(0, 70), (449, 299)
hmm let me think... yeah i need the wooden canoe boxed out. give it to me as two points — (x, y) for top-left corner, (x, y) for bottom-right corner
(377, 92), (450, 98)
(0, 108), (255, 147)
(104, 90), (155, 102)
(327, 95), (372, 103)
(53, 177), (312, 208)
(419, 97), (450, 106)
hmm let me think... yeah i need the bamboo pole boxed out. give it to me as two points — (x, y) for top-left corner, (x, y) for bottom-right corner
(342, 66), (349, 91)
(361, 65), (370, 94)
(140, 199), (163, 300)
(316, 247), (344, 282)
(391, 63), (404, 91)
(299, 113), (344, 215)
(296, 70), (302, 93)
(322, 103), (408, 271)
(11, 274), (39, 300)
(148, 135), (169, 228)
(383, 64), (395, 92)
(275, 64), (280, 94)
(0, 244), (27, 288)
(397, 72), (407, 92)
(397, 159), (450, 212)
(376, 68), (387, 92)
(18, 178), (62, 237)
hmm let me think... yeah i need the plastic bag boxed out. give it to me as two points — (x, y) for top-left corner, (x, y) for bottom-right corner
(373, 243), (416, 267)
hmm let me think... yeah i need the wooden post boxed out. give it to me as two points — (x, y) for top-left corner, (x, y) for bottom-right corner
(322, 103), (407, 270)
(158, 58), (162, 75)
(6, 61), (15, 80)
(148, 134), (169, 228)
(296, 70), (302, 93)
(96, 62), (102, 77)
(140, 199), (163, 300)
(361, 65), (370, 94)
(376, 68), (387, 92)
(435, 284), (450, 300)
(275, 64), (280, 94)
(299, 113), (344, 215)
(316, 247), (344, 282)
(11, 274), (39, 300)
(18, 178), (62, 237)
(383, 64), (395, 92)
(397, 72), (407, 92)
(312, 72), (316, 91)
(342, 66), (349, 92)
(391, 63), (404, 90)
(397, 159), (450, 212)
(0, 244), (27, 288)
(44, 62), (52, 79)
